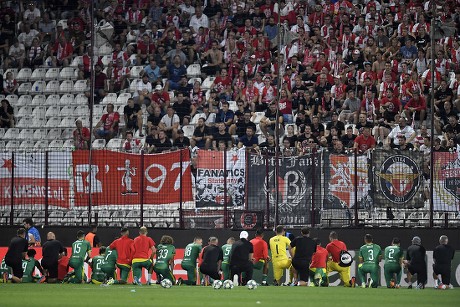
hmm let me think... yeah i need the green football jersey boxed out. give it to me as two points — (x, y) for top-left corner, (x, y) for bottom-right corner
(70, 239), (92, 261)
(182, 243), (202, 266)
(21, 258), (39, 282)
(91, 255), (106, 281)
(384, 245), (403, 264)
(102, 248), (118, 268)
(0, 258), (10, 275)
(154, 244), (175, 270)
(222, 244), (232, 263)
(359, 243), (382, 265)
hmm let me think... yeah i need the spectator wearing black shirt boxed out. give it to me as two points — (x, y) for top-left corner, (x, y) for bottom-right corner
(290, 228), (317, 286)
(259, 134), (277, 155)
(203, 0), (222, 19)
(434, 80), (453, 113)
(233, 110), (256, 137)
(151, 130), (172, 153)
(433, 235), (455, 288)
(229, 231), (254, 286)
(260, 103), (284, 137)
(0, 99), (14, 128)
(173, 129), (190, 149)
(326, 112), (346, 137)
(124, 98), (143, 137)
(173, 92), (193, 125)
(5, 228), (28, 283)
(341, 126), (357, 148)
(238, 126), (259, 150)
(310, 116), (324, 139)
(302, 65), (317, 90)
(191, 117), (212, 149)
(212, 122), (233, 150)
(41, 232), (66, 283)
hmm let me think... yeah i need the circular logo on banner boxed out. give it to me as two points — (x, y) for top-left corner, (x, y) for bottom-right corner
(377, 155), (421, 204)
(240, 212), (258, 229)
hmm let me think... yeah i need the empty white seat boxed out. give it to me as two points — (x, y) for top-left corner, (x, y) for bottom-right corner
(31, 94), (46, 106)
(62, 139), (74, 150)
(93, 105), (105, 117)
(0, 128), (4, 138)
(0, 140), (5, 151)
(252, 112), (265, 124)
(102, 93), (117, 104)
(17, 82), (32, 95)
(34, 140), (49, 149)
(46, 128), (61, 140)
(101, 55), (112, 66)
(59, 105), (75, 117)
(129, 79), (140, 92)
(73, 80), (88, 92)
(32, 106), (47, 118)
(97, 42), (113, 56)
(182, 124), (195, 138)
(30, 68), (47, 81)
(188, 77), (202, 85)
(61, 128), (74, 139)
(187, 64), (201, 77)
(201, 76), (215, 90)
(74, 105), (89, 117)
(70, 56), (82, 68)
(45, 106), (60, 117)
(3, 128), (20, 139)
(33, 129), (47, 140)
(6, 95), (18, 105)
(31, 80), (46, 94)
(106, 138), (122, 150)
(45, 94), (61, 106)
(45, 117), (62, 128)
(45, 67), (60, 81)
(16, 95), (32, 107)
(60, 80), (74, 93)
(49, 139), (64, 149)
(130, 66), (144, 78)
(17, 106), (32, 117)
(16, 116), (33, 128)
(31, 117), (46, 128)
(60, 116), (77, 128)
(44, 80), (61, 94)
(116, 93), (131, 105)
(18, 129), (34, 140)
(74, 94), (88, 105)
(59, 67), (77, 80)
(92, 139), (106, 149)
(6, 140), (20, 150)
(19, 140), (35, 150)
(59, 94), (74, 105)
(16, 68), (32, 81)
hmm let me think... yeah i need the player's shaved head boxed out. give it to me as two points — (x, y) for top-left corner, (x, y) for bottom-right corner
(209, 236), (218, 244)
(364, 234), (373, 243)
(329, 231), (338, 240)
(47, 232), (56, 240)
(77, 230), (85, 238)
(439, 235), (448, 244)
(392, 237), (400, 245)
(194, 236), (202, 244)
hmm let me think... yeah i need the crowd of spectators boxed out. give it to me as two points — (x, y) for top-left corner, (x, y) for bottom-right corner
(0, 0), (460, 156)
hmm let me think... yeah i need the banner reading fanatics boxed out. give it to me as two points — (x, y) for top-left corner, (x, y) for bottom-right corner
(195, 149), (246, 208)
(247, 154), (319, 225)
(433, 151), (460, 212)
(0, 152), (71, 208)
(72, 150), (192, 206)
(372, 149), (424, 208)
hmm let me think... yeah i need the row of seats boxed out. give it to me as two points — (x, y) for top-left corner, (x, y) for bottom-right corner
(1, 94), (88, 107)
(18, 80), (88, 95)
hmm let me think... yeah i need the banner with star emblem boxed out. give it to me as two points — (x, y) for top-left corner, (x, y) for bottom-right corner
(432, 151), (460, 212)
(195, 148), (246, 208)
(371, 149), (424, 208)
(246, 153), (320, 226)
(0, 152), (72, 208)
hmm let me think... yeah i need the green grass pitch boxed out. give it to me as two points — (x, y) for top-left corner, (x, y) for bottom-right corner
(0, 284), (458, 307)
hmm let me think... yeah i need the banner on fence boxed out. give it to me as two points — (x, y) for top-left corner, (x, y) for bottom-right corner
(372, 150), (424, 208)
(433, 151), (460, 211)
(247, 154), (317, 225)
(195, 149), (246, 208)
(72, 150), (192, 206)
(0, 152), (71, 207)
(328, 154), (371, 208)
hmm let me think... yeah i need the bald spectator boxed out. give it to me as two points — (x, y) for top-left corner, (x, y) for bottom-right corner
(41, 232), (66, 283)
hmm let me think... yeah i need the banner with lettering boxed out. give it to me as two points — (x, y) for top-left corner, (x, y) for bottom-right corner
(371, 149), (424, 208)
(0, 152), (71, 208)
(72, 149), (192, 206)
(326, 153), (372, 208)
(432, 151), (460, 212)
(195, 149), (246, 208)
(247, 153), (320, 226)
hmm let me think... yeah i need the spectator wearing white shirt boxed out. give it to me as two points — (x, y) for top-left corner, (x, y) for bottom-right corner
(18, 23), (40, 49)
(386, 117), (416, 148)
(6, 39), (26, 69)
(23, 2), (41, 26)
(133, 75), (152, 105)
(189, 6), (209, 34)
(159, 106), (180, 140)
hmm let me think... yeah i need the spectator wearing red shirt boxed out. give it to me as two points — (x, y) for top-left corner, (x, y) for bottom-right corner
(73, 119), (90, 150)
(52, 36), (73, 67)
(151, 84), (171, 111)
(132, 226), (156, 285)
(404, 91), (427, 123)
(353, 126), (376, 153)
(137, 33), (155, 65)
(110, 59), (131, 92)
(313, 53), (331, 74)
(326, 231), (351, 287)
(93, 103), (120, 141)
(380, 87), (402, 122)
(278, 85), (293, 123)
(250, 229), (270, 285)
(109, 228), (134, 284)
(211, 68), (232, 95)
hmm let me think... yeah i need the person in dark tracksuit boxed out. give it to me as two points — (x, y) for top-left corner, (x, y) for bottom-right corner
(433, 235), (455, 289)
(404, 236), (427, 289)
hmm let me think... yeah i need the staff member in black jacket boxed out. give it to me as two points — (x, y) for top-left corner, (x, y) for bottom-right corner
(4, 228), (28, 283)
(290, 227), (317, 286)
(229, 231), (254, 286)
(42, 232), (66, 283)
(404, 236), (427, 289)
(199, 237), (223, 284)
(433, 235), (455, 289)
